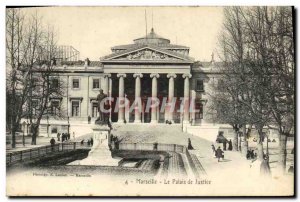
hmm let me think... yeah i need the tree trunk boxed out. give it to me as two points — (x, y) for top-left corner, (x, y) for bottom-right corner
(257, 128), (265, 161)
(238, 133), (242, 152)
(277, 132), (287, 174)
(11, 123), (16, 148)
(233, 130), (239, 151)
(242, 125), (248, 155)
(31, 126), (38, 145)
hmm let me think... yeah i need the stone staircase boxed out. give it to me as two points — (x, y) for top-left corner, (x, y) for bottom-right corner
(111, 123), (190, 146)
(69, 122), (93, 138)
(185, 124), (220, 142)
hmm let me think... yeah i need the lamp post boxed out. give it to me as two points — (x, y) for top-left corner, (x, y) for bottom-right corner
(67, 116), (70, 135)
(47, 115), (49, 138)
(22, 121), (26, 147)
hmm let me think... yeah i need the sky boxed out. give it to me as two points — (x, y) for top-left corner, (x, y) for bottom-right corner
(24, 6), (224, 61)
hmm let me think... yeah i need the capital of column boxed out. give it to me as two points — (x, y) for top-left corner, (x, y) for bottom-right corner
(182, 73), (192, 79)
(117, 73), (126, 78)
(133, 73), (143, 78)
(150, 73), (160, 78)
(167, 73), (177, 79)
(104, 73), (111, 78)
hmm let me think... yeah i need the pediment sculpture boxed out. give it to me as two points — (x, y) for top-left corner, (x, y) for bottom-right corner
(113, 49), (182, 61)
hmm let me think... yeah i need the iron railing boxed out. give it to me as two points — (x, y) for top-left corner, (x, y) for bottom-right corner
(6, 142), (91, 166)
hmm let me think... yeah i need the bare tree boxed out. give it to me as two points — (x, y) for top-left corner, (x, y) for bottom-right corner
(6, 8), (30, 148)
(214, 6), (294, 173)
(6, 8), (64, 146)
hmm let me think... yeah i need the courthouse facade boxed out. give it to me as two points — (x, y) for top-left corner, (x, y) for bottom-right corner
(30, 29), (220, 136)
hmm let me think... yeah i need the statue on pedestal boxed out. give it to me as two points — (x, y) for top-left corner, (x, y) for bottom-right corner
(95, 89), (111, 127)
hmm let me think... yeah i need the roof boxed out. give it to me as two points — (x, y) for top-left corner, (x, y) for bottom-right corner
(133, 28), (171, 45)
(101, 44), (194, 62)
(33, 60), (103, 68)
(111, 43), (189, 50)
(59, 60), (103, 67)
(134, 28), (169, 41)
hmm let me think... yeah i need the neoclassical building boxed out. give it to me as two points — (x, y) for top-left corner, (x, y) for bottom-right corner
(28, 28), (221, 136)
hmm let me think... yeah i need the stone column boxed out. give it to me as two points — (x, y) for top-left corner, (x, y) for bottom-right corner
(150, 73), (160, 123)
(182, 74), (192, 124)
(133, 73), (143, 123)
(103, 74), (111, 94)
(117, 73), (126, 123)
(167, 73), (177, 123)
(108, 76), (112, 121)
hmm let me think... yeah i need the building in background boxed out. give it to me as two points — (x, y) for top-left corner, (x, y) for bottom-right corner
(23, 28), (226, 137)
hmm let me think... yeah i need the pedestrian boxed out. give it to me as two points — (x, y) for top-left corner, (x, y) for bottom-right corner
(153, 142), (158, 151)
(57, 133), (61, 141)
(211, 144), (217, 157)
(211, 144), (216, 154)
(250, 150), (255, 159)
(215, 146), (224, 162)
(90, 137), (94, 146)
(228, 139), (233, 151)
(114, 136), (119, 149)
(246, 150), (251, 160)
(61, 133), (64, 142)
(223, 141), (227, 151)
(88, 115), (91, 124)
(67, 133), (70, 140)
(188, 138), (194, 150)
(260, 154), (271, 177)
(50, 137), (56, 151)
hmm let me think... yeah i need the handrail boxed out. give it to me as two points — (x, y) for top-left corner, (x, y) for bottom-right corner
(6, 142), (91, 167)
(7, 142), (188, 167)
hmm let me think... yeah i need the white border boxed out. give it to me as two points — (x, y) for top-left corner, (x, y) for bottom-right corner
(1, 1), (299, 201)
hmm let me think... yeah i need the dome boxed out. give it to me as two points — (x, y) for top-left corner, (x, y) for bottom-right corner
(133, 28), (170, 45)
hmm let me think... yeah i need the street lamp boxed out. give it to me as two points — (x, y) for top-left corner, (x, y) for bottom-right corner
(67, 116), (70, 134)
(22, 121), (26, 147)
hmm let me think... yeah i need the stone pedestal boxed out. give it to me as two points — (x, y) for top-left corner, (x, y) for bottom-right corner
(72, 125), (120, 166)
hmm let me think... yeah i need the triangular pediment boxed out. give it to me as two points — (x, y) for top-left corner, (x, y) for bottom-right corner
(103, 47), (191, 62)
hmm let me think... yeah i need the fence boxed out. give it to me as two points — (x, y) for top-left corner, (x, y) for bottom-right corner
(6, 142), (91, 167)
(7, 142), (187, 167)
(117, 142), (187, 154)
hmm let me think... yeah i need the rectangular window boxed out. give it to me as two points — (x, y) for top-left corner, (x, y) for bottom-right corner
(72, 101), (80, 117)
(217, 79), (225, 91)
(196, 80), (204, 92)
(51, 100), (60, 116)
(92, 102), (98, 117)
(52, 78), (59, 88)
(93, 79), (100, 89)
(195, 102), (203, 119)
(51, 127), (58, 134)
(72, 79), (80, 89)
